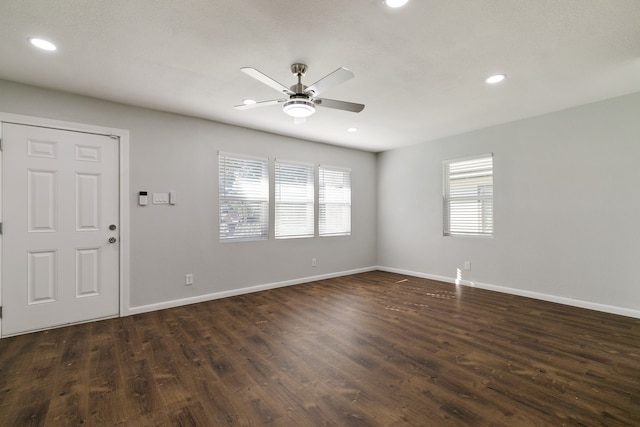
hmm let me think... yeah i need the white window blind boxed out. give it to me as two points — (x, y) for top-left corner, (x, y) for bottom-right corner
(275, 160), (314, 239)
(218, 152), (269, 241)
(319, 166), (351, 237)
(443, 154), (493, 237)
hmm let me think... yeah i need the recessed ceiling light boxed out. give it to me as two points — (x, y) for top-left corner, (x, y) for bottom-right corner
(242, 99), (256, 105)
(28, 37), (57, 51)
(347, 127), (358, 133)
(385, 0), (409, 7)
(486, 74), (506, 84)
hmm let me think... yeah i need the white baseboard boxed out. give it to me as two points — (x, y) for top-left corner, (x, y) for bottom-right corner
(128, 266), (640, 320)
(127, 266), (377, 316)
(376, 266), (640, 319)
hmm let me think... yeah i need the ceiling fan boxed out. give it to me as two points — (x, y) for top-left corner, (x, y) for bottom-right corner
(234, 63), (365, 123)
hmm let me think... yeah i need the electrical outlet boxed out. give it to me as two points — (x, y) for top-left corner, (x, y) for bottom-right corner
(311, 258), (317, 267)
(185, 273), (194, 285)
(464, 261), (471, 271)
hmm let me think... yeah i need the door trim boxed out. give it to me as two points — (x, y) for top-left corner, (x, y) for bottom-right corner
(0, 112), (131, 337)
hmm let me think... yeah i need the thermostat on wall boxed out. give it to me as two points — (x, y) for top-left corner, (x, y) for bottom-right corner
(139, 191), (148, 206)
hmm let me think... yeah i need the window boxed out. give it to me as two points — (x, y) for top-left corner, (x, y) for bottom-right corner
(319, 166), (351, 236)
(275, 160), (314, 239)
(218, 152), (269, 241)
(443, 154), (493, 237)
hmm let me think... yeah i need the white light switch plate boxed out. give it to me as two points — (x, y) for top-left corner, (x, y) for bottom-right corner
(152, 193), (170, 204)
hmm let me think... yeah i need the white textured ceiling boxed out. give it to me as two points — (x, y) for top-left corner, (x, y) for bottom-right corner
(1, 0), (639, 152)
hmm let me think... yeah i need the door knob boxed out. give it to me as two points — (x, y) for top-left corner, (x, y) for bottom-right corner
(109, 237), (117, 244)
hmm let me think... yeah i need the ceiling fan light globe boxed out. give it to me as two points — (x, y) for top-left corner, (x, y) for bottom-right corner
(283, 99), (316, 118)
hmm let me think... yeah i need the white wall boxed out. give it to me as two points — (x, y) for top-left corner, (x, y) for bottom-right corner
(377, 92), (640, 317)
(0, 79), (377, 311)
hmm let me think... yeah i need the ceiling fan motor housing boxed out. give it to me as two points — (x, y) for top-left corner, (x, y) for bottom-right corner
(290, 63), (310, 95)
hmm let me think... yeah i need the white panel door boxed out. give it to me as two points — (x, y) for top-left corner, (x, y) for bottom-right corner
(2, 123), (119, 336)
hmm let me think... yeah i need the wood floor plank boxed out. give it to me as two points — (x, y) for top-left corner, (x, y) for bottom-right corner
(0, 270), (639, 426)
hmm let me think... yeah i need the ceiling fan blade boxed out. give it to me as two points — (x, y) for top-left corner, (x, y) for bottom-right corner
(305, 67), (355, 96)
(314, 98), (365, 113)
(234, 99), (286, 110)
(240, 68), (294, 95)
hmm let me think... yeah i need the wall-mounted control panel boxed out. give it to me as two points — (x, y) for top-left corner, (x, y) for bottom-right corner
(153, 192), (170, 204)
(138, 191), (148, 206)
(139, 190), (176, 206)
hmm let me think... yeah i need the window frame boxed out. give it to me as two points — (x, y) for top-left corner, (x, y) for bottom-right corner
(274, 159), (315, 239)
(318, 165), (352, 237)
(443, 154), (494, 237)
(218, 151), (269, 242)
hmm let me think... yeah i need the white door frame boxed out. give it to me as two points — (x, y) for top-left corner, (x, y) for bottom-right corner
(0, 112), (130, 337)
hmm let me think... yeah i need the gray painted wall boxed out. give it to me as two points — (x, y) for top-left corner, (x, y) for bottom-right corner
(2, 78), (638, 317)
(377, 92), (640, 315)
(0, 79), (377, 309)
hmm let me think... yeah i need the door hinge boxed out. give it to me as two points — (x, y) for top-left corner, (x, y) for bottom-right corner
(0, 138), (3, 151)
(0, 222), (2, 234)
(0, 306), (2, 319)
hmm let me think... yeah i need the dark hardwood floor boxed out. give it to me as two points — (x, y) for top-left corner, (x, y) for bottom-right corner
(0, 271), (638, 426)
